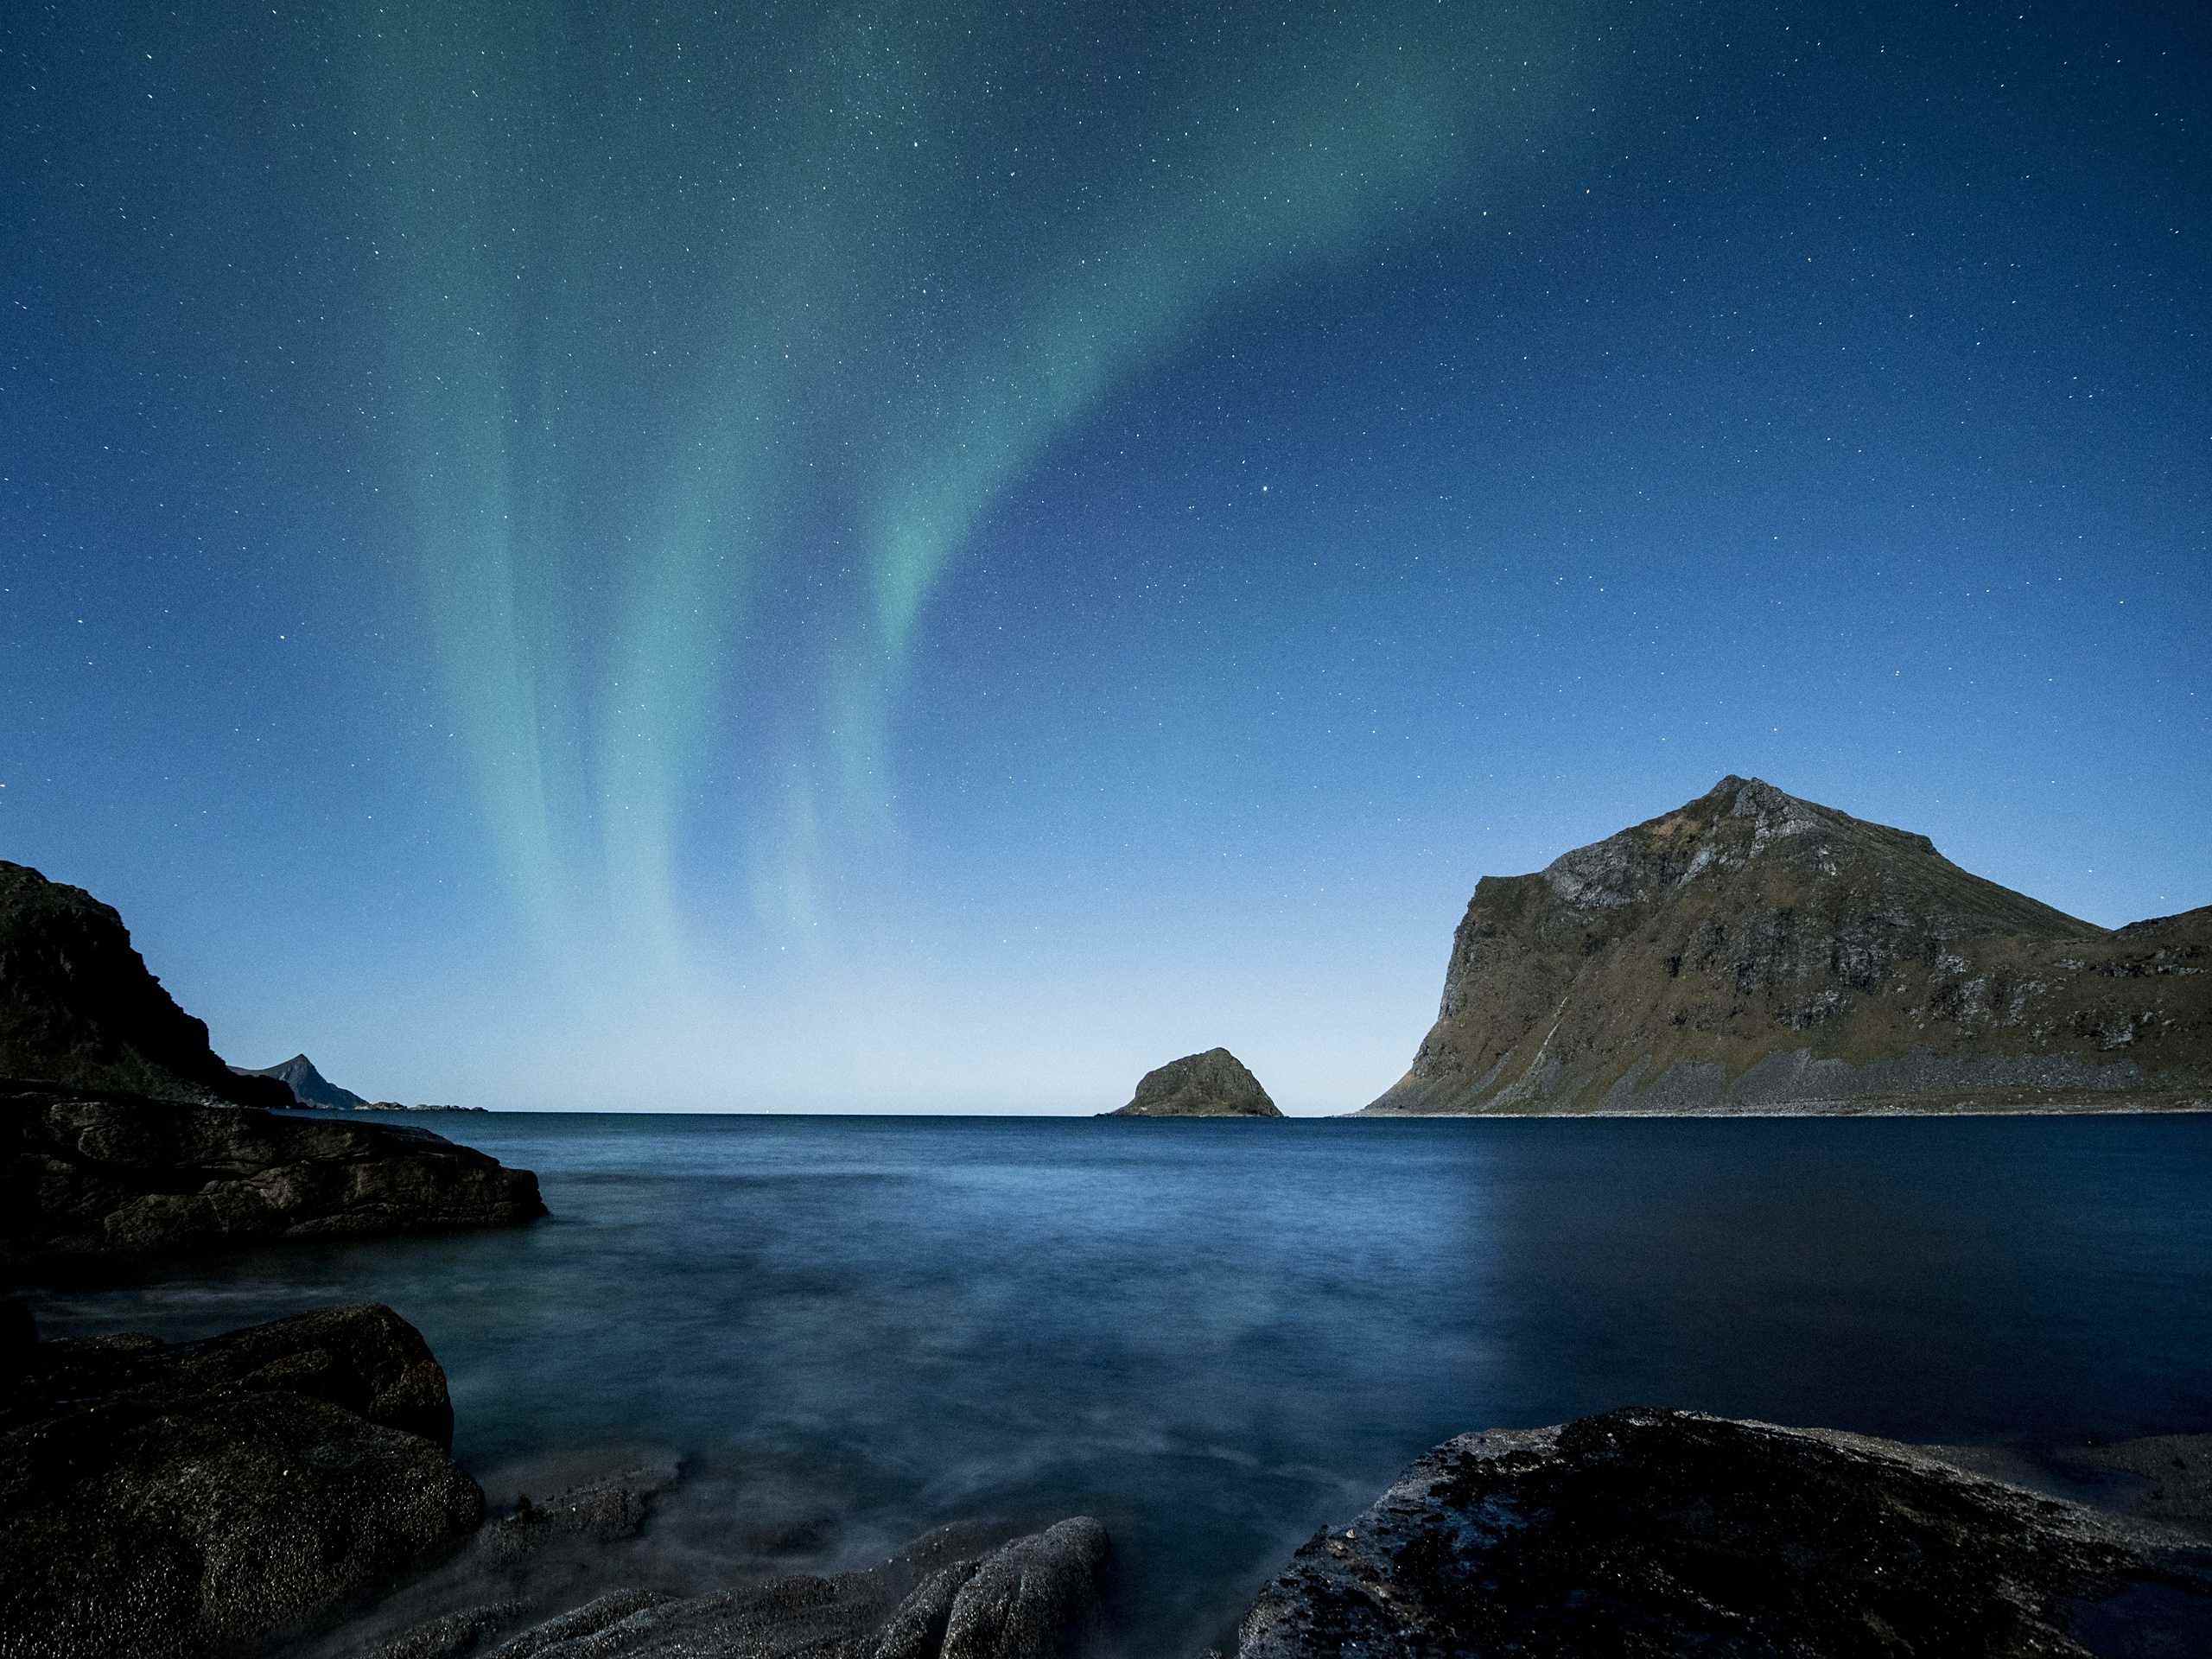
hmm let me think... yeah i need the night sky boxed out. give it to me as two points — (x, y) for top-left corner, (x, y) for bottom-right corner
(4, 2), (2206, 1112)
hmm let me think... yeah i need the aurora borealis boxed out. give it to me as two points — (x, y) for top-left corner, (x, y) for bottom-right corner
(364, 0), (1573, 963)
(5, 2), (2208, 1110)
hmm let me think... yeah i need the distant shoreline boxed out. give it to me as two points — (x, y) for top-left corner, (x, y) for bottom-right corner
(1351, 1098), (2211, 1121)
(321, 1100), (2212, 1119)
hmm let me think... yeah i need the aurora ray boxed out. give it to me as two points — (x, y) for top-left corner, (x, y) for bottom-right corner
(353, 0), (1592, 980)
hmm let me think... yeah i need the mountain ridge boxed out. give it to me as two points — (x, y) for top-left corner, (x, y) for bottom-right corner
(1363, 777), (2209, 1116)
(235, 1052), (370, 1110)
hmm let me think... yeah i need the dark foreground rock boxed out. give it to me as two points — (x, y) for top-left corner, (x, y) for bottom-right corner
(1108, 1048), (1281, 1117)
(0, 1083), (545, 1273)
(349, 1503), (1111, 1659)
(0, 859), (290, 1107)
(0, 1305), (484, 1659)
(1230, 1407), (2212, 1657)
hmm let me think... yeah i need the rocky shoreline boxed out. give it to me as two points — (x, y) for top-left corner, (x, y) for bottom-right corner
(1, 1300), (1115, 1659)
(11, 1294), (2209, 1658)
(1, 859), (545, 1276)
(1355, 1090), (2212, 1118)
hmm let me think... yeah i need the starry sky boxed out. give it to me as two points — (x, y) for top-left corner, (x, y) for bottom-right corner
(3, 1), (2206, 1112)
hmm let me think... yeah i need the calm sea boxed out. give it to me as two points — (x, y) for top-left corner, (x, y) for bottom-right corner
(27, 1112), (2212, 1652)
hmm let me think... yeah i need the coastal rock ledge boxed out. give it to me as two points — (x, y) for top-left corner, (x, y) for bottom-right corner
(1229, 1407), (2212, 1657)
(1108, 1048), (1281, 1117)
(0, 1082), (546, 1272)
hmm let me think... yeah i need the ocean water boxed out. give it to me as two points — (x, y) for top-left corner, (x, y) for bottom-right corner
(27, 1112), (2212, 1652)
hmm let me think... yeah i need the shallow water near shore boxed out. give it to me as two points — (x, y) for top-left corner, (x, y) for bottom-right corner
(27, 1111), (2212, 1653)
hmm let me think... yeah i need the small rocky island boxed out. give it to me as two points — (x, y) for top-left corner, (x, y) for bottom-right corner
(1106, 1047), (1282, 1117)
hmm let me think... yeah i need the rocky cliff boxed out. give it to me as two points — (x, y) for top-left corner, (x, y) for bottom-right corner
(1365, 776), (2210, 1115)
(0, 860), (288, 1107)
(1109, 1048), (1282, 1117)
(235, 1052), (370, 1109)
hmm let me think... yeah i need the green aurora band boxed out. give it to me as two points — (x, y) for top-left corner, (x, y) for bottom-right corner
(355, 1), (1594, 977)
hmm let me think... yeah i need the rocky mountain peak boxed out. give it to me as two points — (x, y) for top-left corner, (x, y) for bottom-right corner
(1366, 779), (2207, 1116)
(1536, 776), (1821, 912)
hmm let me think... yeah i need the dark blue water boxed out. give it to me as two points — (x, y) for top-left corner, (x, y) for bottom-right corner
(27, 1112), (2212, 1651)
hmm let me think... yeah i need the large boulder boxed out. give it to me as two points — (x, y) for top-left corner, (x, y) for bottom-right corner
(0, 1083), (545, 1273)
(1230, 1407), (2212, 1657)
(0, 1305), (484, 1659)
(935, 1516), (1113, 1658)
(1108, 1048), (1281, 1116)
(0, 859), (288, 1107)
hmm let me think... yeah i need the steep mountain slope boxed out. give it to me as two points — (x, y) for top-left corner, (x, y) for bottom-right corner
(0, 861), (288, 1107)
(1363, 778), (2209, 1115)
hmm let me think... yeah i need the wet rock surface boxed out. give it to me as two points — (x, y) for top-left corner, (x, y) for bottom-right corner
(0, 1304), (484, 1659)
(345, 1493), (1112, 1659)
(937, 1517), (1113, 1659)
(1, 1082), (545, 1272)
(1229, 1407), (2212, 1658)
(1109, 1048), (1281, 1116)
(1366, 775), (2212, 1114)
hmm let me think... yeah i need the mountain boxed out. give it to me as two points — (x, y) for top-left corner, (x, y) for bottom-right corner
(0, 861), (289, 1107)
(1108, 1047), (1283, 1116)
(1364, 777), (2210, 1115)
(237, 1052), (369, 1110)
